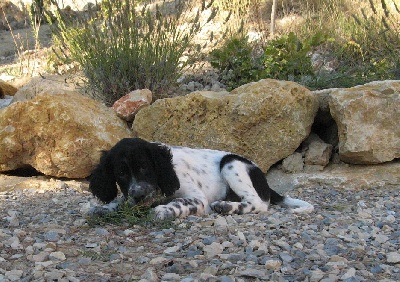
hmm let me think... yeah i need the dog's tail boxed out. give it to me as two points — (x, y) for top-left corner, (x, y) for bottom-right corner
(270, 189), (314, 213)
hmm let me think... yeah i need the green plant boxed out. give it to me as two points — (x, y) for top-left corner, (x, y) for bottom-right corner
(48, 0), (216, 105)
(209, 34), (264, 90)
(295, 0), (400, 88)
(86, 202), (174, 228)
(29, 0), (45, 50)
(263, 31), (327, 81)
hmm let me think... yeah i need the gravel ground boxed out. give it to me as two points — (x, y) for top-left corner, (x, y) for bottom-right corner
(1, 179), (400, 282)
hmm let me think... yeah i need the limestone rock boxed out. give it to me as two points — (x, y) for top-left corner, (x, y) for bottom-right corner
(304, 133), (332, 167)
(282, 152), (304, 173)
(11, 75), (79, 103)
(329, 80), (400, 164)
(134, 79), (318, 171)
(112, 89), (152, 122)
(0, 92), (133, 178)
(0, 80), (18, 97)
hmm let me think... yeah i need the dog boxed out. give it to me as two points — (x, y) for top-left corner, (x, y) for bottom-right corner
(89, 138), (313, 219)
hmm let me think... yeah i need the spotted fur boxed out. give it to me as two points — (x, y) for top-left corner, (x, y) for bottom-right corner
(89, 138), (314, 219)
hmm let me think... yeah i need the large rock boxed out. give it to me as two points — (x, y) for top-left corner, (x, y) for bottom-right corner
(11, 75), (80, 103)
(112, 89), (152, 122)
(329, 80), (400, 164)
(134, 79), (318, 171)
(0, 80), (18, 97)
(0, 92), (133, 178)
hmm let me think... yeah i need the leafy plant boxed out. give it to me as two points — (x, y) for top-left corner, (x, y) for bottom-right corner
(86, 202), (174, 228)
(263, 31), (327, 81)
(209, 34), (264, 90)
(48, 0), (216, 105)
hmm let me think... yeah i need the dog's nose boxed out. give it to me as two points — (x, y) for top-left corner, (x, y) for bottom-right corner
(128, 182), (155, 203)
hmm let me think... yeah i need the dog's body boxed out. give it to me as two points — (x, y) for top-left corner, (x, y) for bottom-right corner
(89, 138), (313, 219)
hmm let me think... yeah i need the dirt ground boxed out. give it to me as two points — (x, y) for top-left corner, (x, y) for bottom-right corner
(0, 24), (53, 87)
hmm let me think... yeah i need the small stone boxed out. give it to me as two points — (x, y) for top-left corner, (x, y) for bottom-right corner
(49, 251), (66, 261)
(387, 252), (400, 263)
(95, 228), (110, 236)
(214, 216), (228, 227)
(279, 252), (294, 263)
(161, 273), (181, 281)
(203, 242), (224, 258)
(374, 234), (389, 244)
(31, 251), (49, 262)
(265, 259), (282, 270)
(164, 245), (180, 254)
(44, 270), (65, 281)
(150, 257), (169, 265)
(141, 267), (158, 282)
(44, 231), (60, 242)
(310, 269), (325, 282)
(202, 236), (218, 245)
(5, 269), (23, 282)
(341, 267), (356, 280)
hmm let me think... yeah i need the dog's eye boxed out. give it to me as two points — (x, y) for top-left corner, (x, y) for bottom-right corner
(139, 167), (147, 175)
(118, 170), (127, 177)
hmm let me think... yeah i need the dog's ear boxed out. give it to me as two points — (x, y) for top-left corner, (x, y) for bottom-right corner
(147, 143), (180, 197)
(89, 151), (118, 203)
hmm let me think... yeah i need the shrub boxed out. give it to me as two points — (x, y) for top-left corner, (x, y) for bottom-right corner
(209, 34), (264, 90)
(263, 31), (327, 82)
(48, 0), (216, 105)
(296, 0), (400, 88)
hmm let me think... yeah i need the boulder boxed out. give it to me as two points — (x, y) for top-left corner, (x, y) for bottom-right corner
(282, 152), (304, 173)
(329, 80), (400, 164)
(0, 80), (18, 97)
(112, 89), (152, 122)
(0, 92), (133, 178)
(134, 79), (318, 171)
(11, 75), (79, 103)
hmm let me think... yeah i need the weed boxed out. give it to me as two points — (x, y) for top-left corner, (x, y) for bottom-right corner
(209, 33), (264, 90)
(86, 202), (175, 229)
(263, 31), (327, 81)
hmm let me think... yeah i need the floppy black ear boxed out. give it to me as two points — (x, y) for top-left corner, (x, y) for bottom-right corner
(89, 151), (118, 203)
(147, 143), (180, 197)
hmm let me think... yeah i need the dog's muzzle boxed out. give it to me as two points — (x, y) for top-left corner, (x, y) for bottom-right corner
(127, 182), (156, 205)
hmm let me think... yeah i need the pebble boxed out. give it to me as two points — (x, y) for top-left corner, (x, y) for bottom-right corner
(0, 182), (399, 281)
(387, 252), (400, 263)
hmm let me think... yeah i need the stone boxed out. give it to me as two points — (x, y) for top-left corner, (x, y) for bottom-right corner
(0, 80), (18, 97)
(0, 92), (133, 178)
(282, 152), (304, 173)
(5, 269), (23, 282)
(341, 267), (356, 280)
(112, 89), (152, 122)
(304, 134), (333, 167)
(134, 79), (318, 171)
(49, 251), (66, 261)
(203, 242), (224, 258)
(265, 259), (282, 270)
(386, 252), (400, 263)
(329, 80), (400, 164)
(11, 75), (80, 103)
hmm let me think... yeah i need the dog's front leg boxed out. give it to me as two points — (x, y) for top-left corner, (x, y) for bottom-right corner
(153, 198), (207, 220)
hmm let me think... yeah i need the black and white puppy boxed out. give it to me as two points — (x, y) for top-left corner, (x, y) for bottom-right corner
(89, 138), (313, 219)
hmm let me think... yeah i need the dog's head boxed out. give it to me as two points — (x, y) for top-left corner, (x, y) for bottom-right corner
(89, 138), (180, 204)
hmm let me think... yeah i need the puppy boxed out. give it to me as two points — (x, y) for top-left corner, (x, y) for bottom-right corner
(89, 138), (313, 219)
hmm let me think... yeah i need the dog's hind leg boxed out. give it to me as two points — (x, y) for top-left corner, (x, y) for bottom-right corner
(211, 159), (270, 215)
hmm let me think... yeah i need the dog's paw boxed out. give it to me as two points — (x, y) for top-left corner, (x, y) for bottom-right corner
(210, 200), (234, 214)
(153, 205), (176, 220)
(88, 206), (113, 217)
